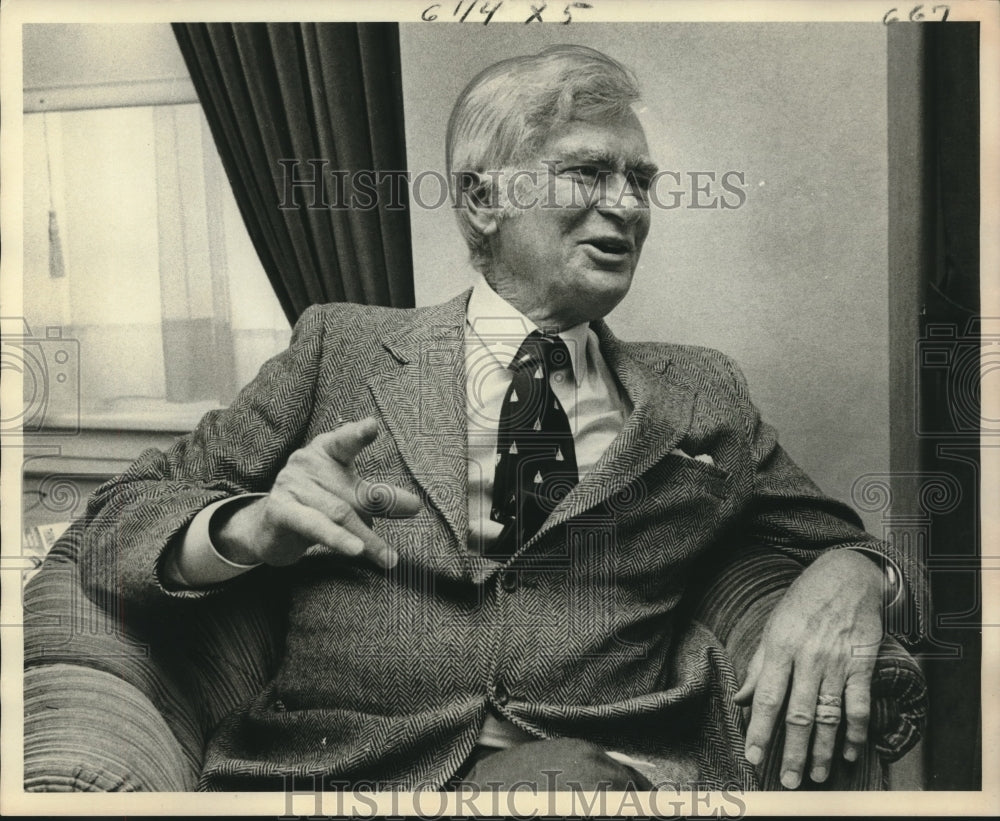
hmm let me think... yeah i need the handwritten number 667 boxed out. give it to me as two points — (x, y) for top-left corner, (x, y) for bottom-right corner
(883, 4), (950, 24)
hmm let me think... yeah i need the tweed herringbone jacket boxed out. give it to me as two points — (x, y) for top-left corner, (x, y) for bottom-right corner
(79, 290), (926, 791)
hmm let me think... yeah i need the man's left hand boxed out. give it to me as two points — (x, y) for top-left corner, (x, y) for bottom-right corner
(734, 549), (884, 789)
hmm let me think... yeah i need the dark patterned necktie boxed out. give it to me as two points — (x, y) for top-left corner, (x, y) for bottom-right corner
(487, 330), (580, 561)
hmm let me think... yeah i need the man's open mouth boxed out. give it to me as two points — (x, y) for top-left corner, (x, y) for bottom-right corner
(583, 237), (633, 255)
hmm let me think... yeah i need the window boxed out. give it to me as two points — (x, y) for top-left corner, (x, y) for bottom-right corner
(23, 100), (291, 432)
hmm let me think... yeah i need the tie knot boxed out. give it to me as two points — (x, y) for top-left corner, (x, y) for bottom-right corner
(509, 330), (572, 377)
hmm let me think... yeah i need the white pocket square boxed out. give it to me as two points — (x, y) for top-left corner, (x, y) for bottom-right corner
(670, 448), (715, 467)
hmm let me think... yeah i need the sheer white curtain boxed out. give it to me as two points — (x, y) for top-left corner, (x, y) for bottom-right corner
(23, 104), (291, 430)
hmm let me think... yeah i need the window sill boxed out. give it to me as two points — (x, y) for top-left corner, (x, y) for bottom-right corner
(22, 427), (188, 480)
(38, 401), (223, 435)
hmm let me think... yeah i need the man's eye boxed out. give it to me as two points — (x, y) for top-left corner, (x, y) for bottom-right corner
(563, 165), (602, 180)
(628, 173), (652, 193)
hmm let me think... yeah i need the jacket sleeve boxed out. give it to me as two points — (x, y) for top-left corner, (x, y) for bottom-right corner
(716, 351), (929, 645)
(78, 304), (328, 616)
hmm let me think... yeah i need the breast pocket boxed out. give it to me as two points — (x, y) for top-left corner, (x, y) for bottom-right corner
(606, 456), (732, 575)
(661, 452), (730, 499)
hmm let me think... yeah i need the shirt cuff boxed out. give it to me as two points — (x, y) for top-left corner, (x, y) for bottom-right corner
(163, 494), (267, 589)
(843, 546), (904, 610)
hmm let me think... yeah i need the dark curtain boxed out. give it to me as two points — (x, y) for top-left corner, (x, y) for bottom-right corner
(887, 22), (980, 790)
(172, 23), (415, 324)
(919, 23), (981, 791)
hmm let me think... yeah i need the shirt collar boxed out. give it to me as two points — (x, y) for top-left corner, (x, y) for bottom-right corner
(466, 276), (590, 387)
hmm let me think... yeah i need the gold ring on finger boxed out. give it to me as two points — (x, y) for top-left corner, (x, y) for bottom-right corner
(814, 706), (843, 725)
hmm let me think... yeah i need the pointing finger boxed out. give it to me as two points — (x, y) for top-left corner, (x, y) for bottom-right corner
(315, 417), (380, 466)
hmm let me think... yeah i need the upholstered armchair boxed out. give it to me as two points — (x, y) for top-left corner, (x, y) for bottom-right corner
(23, 525), (926, 791)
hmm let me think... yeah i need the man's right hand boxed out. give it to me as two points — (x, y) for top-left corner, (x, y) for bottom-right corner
(213, 417), (422, 570)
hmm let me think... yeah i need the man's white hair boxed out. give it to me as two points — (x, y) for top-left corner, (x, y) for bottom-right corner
(446, 45), (641, 274)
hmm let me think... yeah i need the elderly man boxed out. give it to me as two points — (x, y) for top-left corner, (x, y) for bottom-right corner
(80, 45), (924, 792)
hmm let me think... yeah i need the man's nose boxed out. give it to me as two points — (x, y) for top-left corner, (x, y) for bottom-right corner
(594, 173), (647, 225)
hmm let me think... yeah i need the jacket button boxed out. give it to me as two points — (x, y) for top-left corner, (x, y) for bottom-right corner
(494, 680), (510, 706)
(273, 699), (286, 712)
(501, 570), (518, 593)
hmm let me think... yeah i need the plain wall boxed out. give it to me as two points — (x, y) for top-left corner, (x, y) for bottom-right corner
(400, 23), (890, 531)
(23, 23), (193, 90)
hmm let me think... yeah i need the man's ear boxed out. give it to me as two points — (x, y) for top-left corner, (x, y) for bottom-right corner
(459, 172), (500, 238)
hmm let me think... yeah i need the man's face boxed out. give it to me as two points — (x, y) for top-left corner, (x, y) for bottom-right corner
(486, 110), (654, 329)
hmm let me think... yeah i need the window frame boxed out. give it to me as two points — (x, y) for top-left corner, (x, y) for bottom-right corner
(20, 54), (276, 466)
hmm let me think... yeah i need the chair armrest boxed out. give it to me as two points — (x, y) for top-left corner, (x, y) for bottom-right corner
(869, 637), (928, 762)
(23, 524), (206, 783)
(24, 664), (197, 791)
(687, 545), (927, 763)
(24, 520), (287, 792)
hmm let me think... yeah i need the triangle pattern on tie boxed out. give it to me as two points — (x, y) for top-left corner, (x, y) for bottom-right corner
(487, 330), (580, 562)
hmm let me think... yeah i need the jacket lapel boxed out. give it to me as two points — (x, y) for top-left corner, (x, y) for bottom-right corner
(367, 291), (471, 558)
(534, 320), (699, 541)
